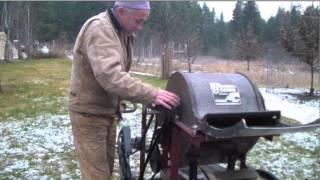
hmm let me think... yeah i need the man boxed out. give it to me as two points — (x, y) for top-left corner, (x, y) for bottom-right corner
(69, 1), (180, 179)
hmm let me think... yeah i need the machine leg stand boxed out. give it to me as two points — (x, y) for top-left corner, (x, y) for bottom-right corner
(189, 157), (198, 180)
(227, 155), (236, 170)
(170, 127), (182, 180)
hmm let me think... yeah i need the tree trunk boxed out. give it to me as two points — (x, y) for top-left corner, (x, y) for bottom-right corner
(26, 3), (32, 58)
(188, 57), (191, 73)
(17, 40), (22, 59)
(142, 47), (144, 62)
(134, 46), (144, 66)
(4, 40), (11, 62)
(0, 77), (2, 93)
(247, 59), (250, 71)
(149, 38), (153, 57)
(161, 44), (172, 80)
(309, 62), (314, 96)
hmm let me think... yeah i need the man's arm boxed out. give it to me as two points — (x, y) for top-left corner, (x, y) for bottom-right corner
(83, 22), (179, 108)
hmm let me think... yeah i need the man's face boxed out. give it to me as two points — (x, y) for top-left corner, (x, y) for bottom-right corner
(117, 8), (150, 33)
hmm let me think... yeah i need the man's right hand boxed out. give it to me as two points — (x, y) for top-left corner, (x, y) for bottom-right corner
(154, 90), (180, 109)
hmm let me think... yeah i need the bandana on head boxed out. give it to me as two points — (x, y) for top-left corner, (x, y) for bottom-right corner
(114, 1), (150, 10)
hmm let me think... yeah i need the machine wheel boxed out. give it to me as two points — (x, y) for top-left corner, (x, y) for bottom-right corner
(256, 169), (279, 180)
(117, 126), (133, 180)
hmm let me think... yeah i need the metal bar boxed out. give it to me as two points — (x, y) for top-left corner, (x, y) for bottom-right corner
(169, 125), (183, 180)
(140, 106), (147, 174)
(175, 121), (207, 146)
(168, 121), (207, 179)
(201, 118), (320, 139)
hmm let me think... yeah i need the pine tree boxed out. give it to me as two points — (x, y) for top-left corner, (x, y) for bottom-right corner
(231, 0), (244, 37)
(242, 1), (262, 36)
(200, 3), (214, 54)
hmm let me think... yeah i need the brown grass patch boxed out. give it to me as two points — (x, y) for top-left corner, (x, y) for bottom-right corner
(131, 56), (320, 90)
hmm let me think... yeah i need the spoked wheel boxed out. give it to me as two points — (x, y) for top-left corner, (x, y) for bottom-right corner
(117, 126), (133, 180)
(256, 169), (279, 180)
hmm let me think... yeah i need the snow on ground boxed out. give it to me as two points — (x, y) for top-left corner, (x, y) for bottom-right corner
(0, 88), (319, 178)
(0, 114), (80, 179)
(130, 71), (160, 77)
(259, 88), (320, 124)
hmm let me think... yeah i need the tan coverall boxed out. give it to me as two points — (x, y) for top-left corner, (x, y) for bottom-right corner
(69, 10), (159, 179)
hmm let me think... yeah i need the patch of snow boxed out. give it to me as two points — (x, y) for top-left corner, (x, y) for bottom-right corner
(40, 46), (49, 54)
(140, 63), (159, 66)
(130, 71), (158, 77)
(29, 80), (49, 85)
(260, 88), (320, 124)
(283, 131), (319, 150)
(0, 114), (78, 178)
(67, 55), (73, 60)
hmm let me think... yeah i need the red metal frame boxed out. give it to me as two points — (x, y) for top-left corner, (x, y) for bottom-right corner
(140, 108), (207, 179)
(168, 121), (207, 180)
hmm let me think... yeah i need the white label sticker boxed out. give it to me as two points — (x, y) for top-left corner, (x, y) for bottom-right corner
(209, 83), (241, 105)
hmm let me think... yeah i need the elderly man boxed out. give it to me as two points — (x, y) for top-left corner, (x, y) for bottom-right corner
(69, 1), (180, 179)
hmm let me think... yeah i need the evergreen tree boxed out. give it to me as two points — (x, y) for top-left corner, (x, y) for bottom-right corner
(217, 13), (227, 49)
(242, 1), (261, 36)
(200, 3), (214, 54)
(231, 0), (244, 37)
(262, 17), (276, 42)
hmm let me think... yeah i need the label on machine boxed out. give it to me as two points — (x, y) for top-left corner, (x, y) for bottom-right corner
(209, 83), (241, 105)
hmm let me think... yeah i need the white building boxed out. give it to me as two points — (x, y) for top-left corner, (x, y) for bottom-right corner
(0, 32), (18, 61)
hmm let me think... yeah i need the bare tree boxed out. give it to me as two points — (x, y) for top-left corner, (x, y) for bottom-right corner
(179, 2), (202, 73)
(0, 2), (32, 61)
(233, 24), (261, 71)
(1, 2), (13, 62)
(149, 2), (180, 79)
(280, 6), (319, 95)
(184, 36), (200, 72)
(161, 43), (173, 79)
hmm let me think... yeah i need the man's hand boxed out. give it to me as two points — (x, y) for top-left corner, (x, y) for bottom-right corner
(154, 90), (180, 109)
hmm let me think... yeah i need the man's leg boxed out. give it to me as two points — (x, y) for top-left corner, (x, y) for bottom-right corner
(107, 118), (117, 175)
(70, 111), (117, 180)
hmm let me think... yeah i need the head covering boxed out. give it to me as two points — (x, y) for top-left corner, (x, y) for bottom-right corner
(114, 1), (150, 10)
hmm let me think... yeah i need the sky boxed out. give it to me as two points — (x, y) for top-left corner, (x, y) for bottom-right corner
(199, 1), (319, 22)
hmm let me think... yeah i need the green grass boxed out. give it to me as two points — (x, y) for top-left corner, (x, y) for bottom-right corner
(0, 59), (71, 122)
(133, 74), (167, 88)
(0, 59), (166, 122)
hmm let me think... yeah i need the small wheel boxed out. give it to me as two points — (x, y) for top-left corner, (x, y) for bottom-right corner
(117, 126), (133, 180)
(256, 169), (279, 180)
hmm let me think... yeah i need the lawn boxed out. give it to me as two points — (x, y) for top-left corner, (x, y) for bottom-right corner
(0, 59), (71, 122)
(0, 59), (166, 122)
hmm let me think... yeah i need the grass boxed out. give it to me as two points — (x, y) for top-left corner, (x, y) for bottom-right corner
(133, 74), (167, 89)
(0, 59), (167, 122)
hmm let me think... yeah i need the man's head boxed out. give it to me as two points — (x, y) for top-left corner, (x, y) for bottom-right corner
(113, 1), (150, 33)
